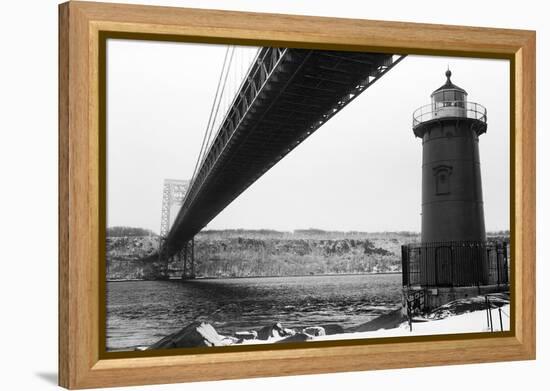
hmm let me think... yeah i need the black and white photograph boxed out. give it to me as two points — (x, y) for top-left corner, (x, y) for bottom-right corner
(105, 40), (511, 352)
(1, 0), (546, 389)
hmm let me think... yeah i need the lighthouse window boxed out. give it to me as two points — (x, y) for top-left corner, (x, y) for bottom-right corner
(434, 165), (452, 195)
(443, 91), (454, 102)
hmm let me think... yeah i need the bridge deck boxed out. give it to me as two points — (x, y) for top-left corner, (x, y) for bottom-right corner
(165, 48), (404, 256)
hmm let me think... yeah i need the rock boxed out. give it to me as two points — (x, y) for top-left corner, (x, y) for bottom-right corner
(320, 324), (345, 335)
(257, 322), (294, 340)
(148, 322), (225, 349)
(275, 333), (312, 344)
(303, 326), (326, 337)
(282, 327), (296, 336)
(235, 331), (258, 341)
(351, 308), (406, 332)
(220, 336), (240, 345)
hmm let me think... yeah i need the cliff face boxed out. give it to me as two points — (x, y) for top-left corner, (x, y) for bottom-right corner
(106, 236), (160, 280)
(192, 236), (401, 278)
(106, 228), (419, 280)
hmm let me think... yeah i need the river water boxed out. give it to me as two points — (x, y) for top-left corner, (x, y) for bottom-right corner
(106, 273), (402, 351)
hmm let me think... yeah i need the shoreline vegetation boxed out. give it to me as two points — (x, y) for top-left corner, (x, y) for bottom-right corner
(140, 293), (510, 351)
(107, 228), (411, 280)
(106, 226), (510, 281)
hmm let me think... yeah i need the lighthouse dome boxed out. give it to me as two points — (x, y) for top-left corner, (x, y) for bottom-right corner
(431, 69), (468, 103)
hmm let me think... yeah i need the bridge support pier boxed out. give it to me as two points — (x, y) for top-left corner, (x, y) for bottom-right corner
(156, 237), (169, 280)
(181, 238), (195, 280)
(158, 237), (195, 280)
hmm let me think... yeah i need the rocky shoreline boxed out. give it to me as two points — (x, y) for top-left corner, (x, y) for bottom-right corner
(145, 321), (361, 350)
(141, 294), (510, 351)
(143, 309), (405, 351)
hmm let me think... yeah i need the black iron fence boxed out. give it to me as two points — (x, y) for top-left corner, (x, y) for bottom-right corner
(402, 240), (509, 287)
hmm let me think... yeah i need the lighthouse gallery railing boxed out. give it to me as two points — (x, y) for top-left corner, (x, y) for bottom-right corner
(412, 100), (487, 128)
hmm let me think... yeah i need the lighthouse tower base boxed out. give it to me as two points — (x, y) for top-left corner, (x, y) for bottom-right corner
(400, 240), (510, 314)
(401, 283), (509, 316)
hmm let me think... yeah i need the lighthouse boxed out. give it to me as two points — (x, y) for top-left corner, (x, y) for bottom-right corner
(414, 69), (487, 244)
(402, 70), (508, 312)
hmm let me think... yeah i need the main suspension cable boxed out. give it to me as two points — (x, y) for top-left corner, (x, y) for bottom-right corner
(200, 46), (236, 168)
(190, 46), (231, 184)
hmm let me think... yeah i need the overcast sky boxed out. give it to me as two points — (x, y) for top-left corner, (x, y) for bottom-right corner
(106, 39), (509, 234)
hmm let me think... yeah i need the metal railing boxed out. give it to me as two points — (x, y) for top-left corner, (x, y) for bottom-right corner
(406, 289), (426, 331)
(412, 100), (487, 128)
(401, 240), (509, 287)
(485, 294), (509, 332)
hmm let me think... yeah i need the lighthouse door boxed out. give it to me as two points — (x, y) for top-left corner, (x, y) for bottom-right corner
(435, 245), (453, 286)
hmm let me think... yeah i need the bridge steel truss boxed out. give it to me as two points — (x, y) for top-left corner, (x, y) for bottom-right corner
(158, 179), (192, 278)
(164, 48), (405, 257)
(177, 239), (195, 279)
(158, 237), (195, 279)
(159, 179), (190, 238)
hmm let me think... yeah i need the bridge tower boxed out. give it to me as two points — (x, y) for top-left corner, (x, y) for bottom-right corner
(159, 179), (195, 279)
(160, 179), (190, 238)
(401, 70), (508, 313)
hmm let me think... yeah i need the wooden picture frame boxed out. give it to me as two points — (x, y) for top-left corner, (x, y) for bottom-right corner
(59, 1), (536, 389)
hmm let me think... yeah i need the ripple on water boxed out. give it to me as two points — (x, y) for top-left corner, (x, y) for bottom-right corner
(106, 274), (401, 351)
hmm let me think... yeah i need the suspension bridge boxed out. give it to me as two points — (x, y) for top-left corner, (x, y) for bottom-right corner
(158, 46), (405, 278)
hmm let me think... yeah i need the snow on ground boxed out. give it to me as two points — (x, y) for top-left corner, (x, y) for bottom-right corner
(316, 304), (510, 342)
(240, 300), (510, 345)
(238, 295), (510, 345)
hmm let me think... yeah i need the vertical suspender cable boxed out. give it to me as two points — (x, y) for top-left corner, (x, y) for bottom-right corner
(190, 46), (231, 184)
(200, 46), (236, 167)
